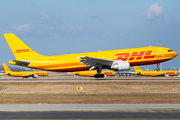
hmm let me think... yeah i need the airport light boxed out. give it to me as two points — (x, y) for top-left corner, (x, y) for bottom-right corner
(159, 40), (163, 70)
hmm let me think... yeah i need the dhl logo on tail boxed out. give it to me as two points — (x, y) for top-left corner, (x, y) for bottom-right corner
(14, 49), (31, 53)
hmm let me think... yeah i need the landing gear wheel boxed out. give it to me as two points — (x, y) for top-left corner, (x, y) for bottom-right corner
(99, 74), (104, 78)
(156, 63), (160, 71)
(94, 74), (99, 78)
(94, 74), (104, 78)
(156, 68), (160, 71)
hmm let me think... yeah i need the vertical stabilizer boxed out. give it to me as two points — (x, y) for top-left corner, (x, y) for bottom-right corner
(134, 66), (142, 72)
(3, 33), (45, 60)
(3, 63), (12, 74)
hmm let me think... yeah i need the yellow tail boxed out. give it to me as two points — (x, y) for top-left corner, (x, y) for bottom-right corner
(3, 33), (45, 60)
(3, 63), (12, 74)
(134, 66), (142, 72)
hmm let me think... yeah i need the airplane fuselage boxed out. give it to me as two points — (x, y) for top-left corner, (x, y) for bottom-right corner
(9, 46), (178, 72)
(134, 71), (179, 76)
(72, 70), (117, 77)
(5, 71), (48, 77)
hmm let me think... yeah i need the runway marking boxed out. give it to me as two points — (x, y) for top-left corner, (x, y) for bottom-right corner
(2, 119), (180, 120)
(1, 109), (180, 112)
(1, 90), (180, 93)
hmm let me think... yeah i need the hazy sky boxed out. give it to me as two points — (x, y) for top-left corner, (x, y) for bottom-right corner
(0, 0), (180, 70)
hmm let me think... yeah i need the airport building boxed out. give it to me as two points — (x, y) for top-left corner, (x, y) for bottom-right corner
(117, 70), (139, 77)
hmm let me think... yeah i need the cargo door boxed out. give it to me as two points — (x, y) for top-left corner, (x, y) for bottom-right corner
(156, 48), (163, 58)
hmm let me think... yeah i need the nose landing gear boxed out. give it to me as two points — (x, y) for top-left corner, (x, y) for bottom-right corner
(156, 63), (160, 71)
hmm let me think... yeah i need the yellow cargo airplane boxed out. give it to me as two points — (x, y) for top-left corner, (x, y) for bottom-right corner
(3, 33), (178, 78)
(72, 70), (117, 77)
(3, 63), (48, 78)
(133, 66), (179, 77)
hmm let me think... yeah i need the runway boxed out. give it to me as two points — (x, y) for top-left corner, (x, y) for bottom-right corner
(1, 77), (180, 82)
(0, 77), (180, 119)
(1, 104), (180, 111)
(1, 111), (180, 119)
(0, 77), (180, 104)
(0, 104), (180, 119)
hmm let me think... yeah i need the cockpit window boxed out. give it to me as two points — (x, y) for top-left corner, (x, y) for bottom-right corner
(168, 50), (173, 52)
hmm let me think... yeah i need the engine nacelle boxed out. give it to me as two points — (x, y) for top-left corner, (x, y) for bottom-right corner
(110, 60), (130, 71)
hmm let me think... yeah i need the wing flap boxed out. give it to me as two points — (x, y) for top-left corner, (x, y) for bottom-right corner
(80, 56), (113, 66)
(80, 56), (114, 70)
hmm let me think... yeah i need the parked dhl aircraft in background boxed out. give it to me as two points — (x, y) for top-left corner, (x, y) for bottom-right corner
(133, 66), (179, 77)
(3, 63), (48, 78)
(3, 33), (178, 78)
(72, 70), (117, 77)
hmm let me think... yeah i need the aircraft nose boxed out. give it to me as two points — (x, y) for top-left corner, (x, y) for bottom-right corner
(174, 52), (178, 57)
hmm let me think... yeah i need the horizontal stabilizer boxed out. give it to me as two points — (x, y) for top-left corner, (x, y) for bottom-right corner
(9, 60), (30, 66)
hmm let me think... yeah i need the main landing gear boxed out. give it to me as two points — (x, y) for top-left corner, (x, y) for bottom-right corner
(156, 63), (160, 71)
(94, 74), (104, 78)
(94, 65), (105, 78)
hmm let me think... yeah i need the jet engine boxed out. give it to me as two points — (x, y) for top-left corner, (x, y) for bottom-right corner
(110, 60), (130, 71)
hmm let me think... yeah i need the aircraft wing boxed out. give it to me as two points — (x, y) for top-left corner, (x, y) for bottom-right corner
(154, 74), (168, 77)
(80, 56), (114, 70)
(23, 74), (38, 78)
